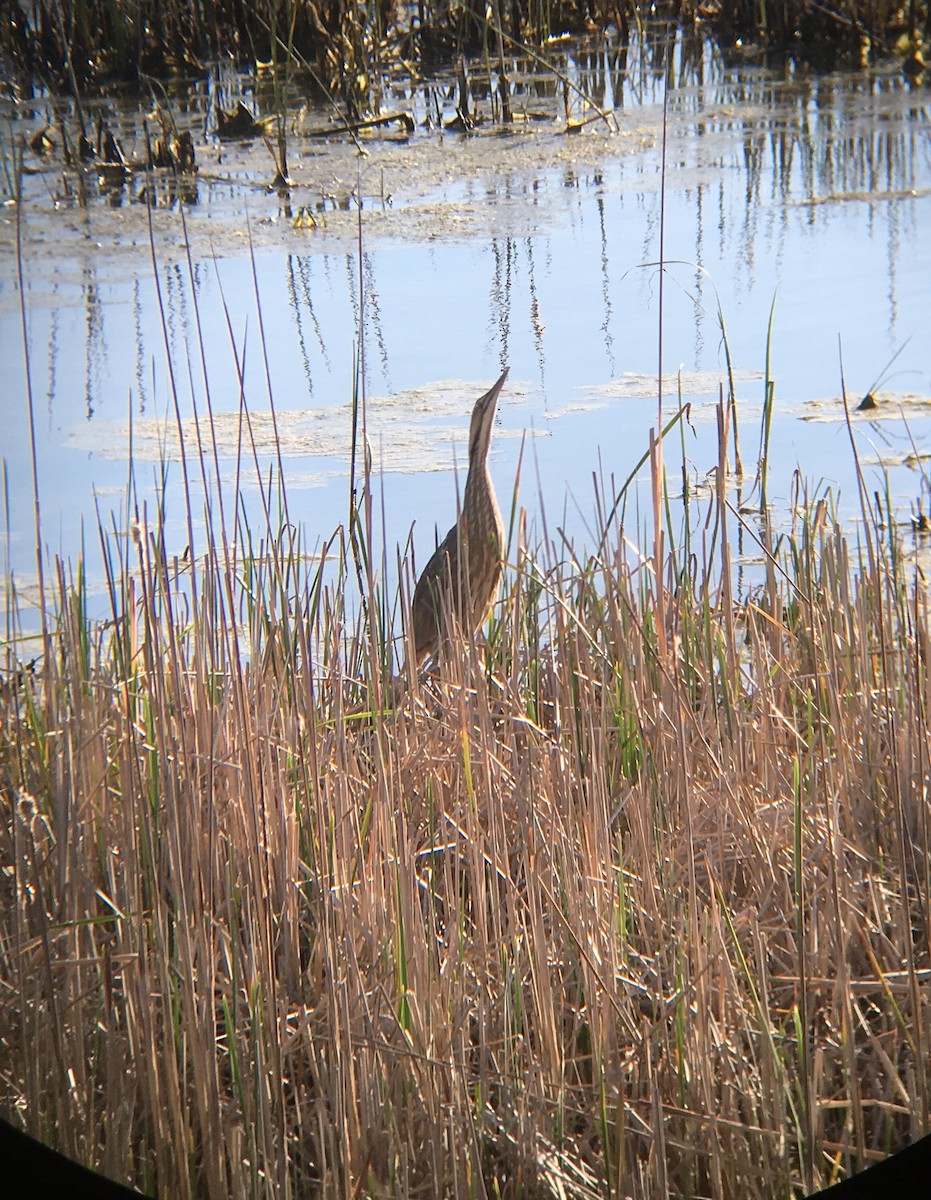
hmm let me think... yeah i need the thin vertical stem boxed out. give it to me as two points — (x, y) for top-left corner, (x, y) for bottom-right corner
(15, 139), (48, 653)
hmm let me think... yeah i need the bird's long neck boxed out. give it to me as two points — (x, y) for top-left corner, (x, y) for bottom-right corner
(464, 454), (492, 507)
(463, 453), (502, 557)
(464, 415), (494, 504)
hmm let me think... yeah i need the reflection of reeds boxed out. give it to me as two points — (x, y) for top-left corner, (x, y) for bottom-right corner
(3, 234), (931, 1195)
(13, 29), (929, 235)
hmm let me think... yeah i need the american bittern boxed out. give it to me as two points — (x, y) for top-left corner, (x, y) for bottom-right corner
(409, 368), (509, 666)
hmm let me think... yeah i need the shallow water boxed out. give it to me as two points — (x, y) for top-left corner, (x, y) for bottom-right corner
(2, 32), (931, 623)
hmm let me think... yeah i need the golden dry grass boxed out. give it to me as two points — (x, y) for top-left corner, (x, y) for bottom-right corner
(2, 414), (930, 1196)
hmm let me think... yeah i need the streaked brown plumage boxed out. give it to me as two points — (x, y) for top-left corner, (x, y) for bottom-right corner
(410, 368), (508, 666)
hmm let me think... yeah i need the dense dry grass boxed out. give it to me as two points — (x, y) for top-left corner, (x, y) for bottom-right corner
(5, 0), (928, 98)
(2, 377), (930, 1196)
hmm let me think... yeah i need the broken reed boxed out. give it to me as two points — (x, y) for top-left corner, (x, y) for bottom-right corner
(2, 391), (930, 1197)
(4, 0), (925, 97)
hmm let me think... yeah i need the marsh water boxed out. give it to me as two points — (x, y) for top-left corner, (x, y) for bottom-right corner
(2, 31), (931, 625)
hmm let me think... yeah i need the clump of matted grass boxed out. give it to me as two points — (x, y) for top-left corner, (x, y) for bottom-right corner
(1, 398), (929, 1198)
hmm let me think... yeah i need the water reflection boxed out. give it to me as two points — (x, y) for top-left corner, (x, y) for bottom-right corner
(489, 238), (515, 370)
(595, 196), (617, 377)
(286, 255), (322, 395)
(133, 278), (150, 411)
(525, 237), (547, 374)
(1, 36), (930, 608)
(82, 269), (104, 420)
